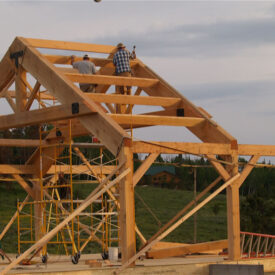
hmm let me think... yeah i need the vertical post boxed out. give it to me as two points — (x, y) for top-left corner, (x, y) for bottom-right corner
(193, 167), (197, 244)
(227, 151), (241, 260)
(118, 142), (136, 265)
(15, 66), (27, 112)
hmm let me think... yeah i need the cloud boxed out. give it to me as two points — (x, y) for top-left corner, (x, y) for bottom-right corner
(180, 80), (275, 101)
(91, 16), (275, 58)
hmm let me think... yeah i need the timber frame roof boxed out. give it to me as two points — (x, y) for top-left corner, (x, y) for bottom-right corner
(1, 37), (275, 274)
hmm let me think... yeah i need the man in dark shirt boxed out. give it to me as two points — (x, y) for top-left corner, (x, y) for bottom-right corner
(113, 43), (136, 95)
(113, 43), (136, 113)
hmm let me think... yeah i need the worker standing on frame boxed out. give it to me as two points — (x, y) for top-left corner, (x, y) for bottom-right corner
(70, 54), (97, 93)
(113, 43), (136, 95)
(113, 43), (136, 113)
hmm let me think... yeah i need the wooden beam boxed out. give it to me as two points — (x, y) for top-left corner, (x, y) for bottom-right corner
(3, 90), (55, 100)
(207, 154), (231, 181)
(47, 165), (117, 175)
(87, 93), (181, 107)
(237, 155), (260, 188)
(132, 141), (232, 155)
(73, 146), (146, 244)
(117, 174), (240, 273)
(14, 37), (128, 156)
(15, 66), (27, 112)
(146, 239), (228, 259)
(4, 90), (16, 112)
(22, 37), (116, 54)
(12, 174), (35, 199)
(45, 54), (139, 67)
(109, 114), (205, 127)
(133, 153), (158, 187)
(132, 61), (236, 144)
(0, 103), (95, 130)
(126, 87), (143, 114)
(0, 166), (130, 275)
(141, 176), (222, 251)
(0, 139), (41, 147)
(24, 81), (41, 111)
(66, 73), (159, 88)
(0, 164), (116, 175)
(226, 152), (241, 261)
(0, 49), (15, 93)
(0, 165), (34, 174)
(238, 144), (275, 156)
(119, 145), (136, 265)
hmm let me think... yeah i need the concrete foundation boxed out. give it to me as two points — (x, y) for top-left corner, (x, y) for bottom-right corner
(0, 254), (274, 275)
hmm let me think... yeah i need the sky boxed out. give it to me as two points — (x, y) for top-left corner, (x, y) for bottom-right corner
(1, 0), (275, 158)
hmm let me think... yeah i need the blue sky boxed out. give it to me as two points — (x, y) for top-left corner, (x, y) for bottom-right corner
(1, 1), (275, 157)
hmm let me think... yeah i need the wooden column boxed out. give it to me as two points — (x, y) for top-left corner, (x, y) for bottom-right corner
(15, 66), (27, 112)
(119, 142), (136, 265)
(226, 151), (241, 260)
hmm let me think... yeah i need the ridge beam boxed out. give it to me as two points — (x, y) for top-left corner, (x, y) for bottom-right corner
(22, 37), (116, 54)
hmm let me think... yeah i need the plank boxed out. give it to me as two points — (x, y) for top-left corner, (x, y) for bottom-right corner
(132, 141), (232, 155)
(239, 144), (275, 156)
(66, 73), (159, 88)
(23, 37), (116, 53)
(109, 114), (205, 127)
(147, 240), (228, 259)
(88, 93), (181, 107)
(0, 165), (34, 174)
(47, 165), (117, 175)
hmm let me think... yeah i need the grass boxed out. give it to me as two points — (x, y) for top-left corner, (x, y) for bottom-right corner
(135, 185), (228, 246)
(0, 183), (228, 254)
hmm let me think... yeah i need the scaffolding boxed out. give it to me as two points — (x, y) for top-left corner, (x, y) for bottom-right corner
(17, 121), (119, 263)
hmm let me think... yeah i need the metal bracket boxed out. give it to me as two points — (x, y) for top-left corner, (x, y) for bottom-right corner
(10, 50), (24, 68)
(72, 102), (79, 114)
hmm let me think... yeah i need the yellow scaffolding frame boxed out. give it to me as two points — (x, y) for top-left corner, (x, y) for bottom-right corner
(17, 122), (120, 262)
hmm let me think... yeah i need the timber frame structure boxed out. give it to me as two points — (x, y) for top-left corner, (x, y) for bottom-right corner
(0, 37), (274, 274)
